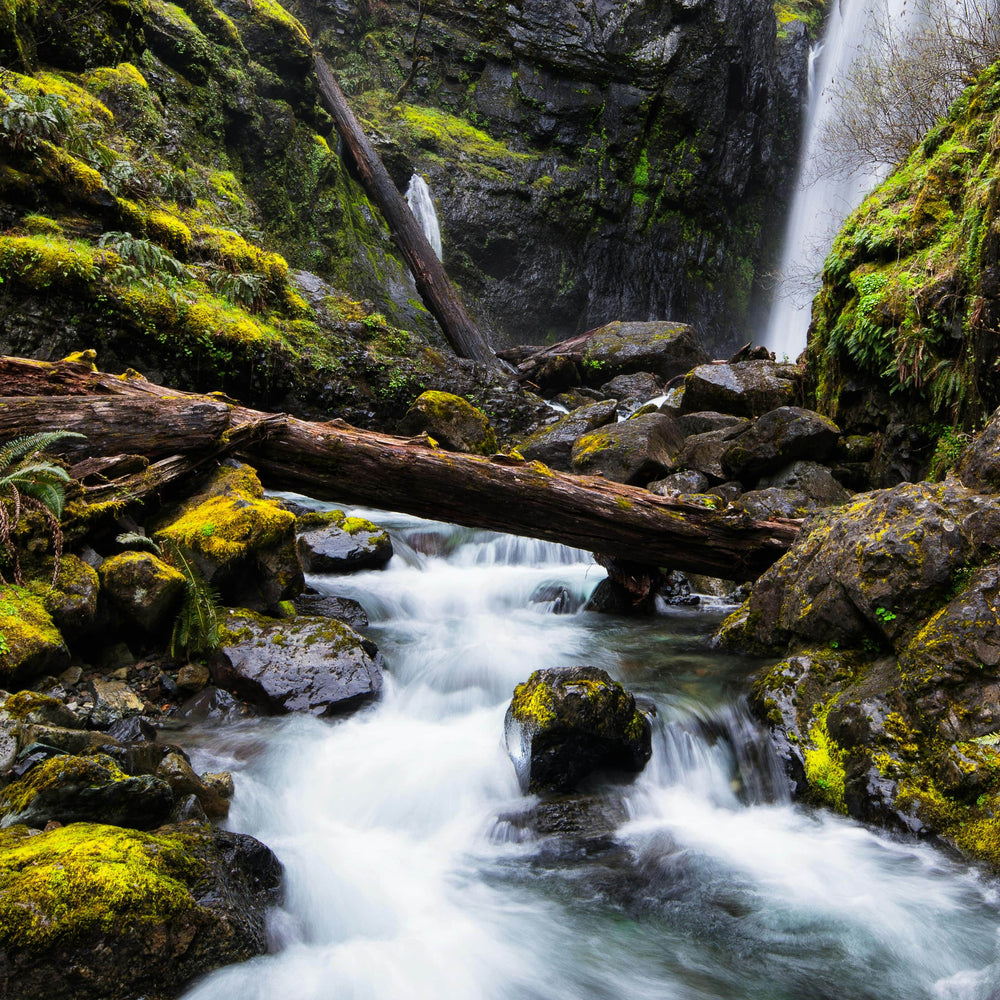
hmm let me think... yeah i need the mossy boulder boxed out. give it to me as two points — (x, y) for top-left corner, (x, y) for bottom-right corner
(0, 753), (173, 830)
(719, 406), (841, 482)
(504, 666), (652, 793)
(573, 321), (709, 385)
(27, 554), (100, 642)
(0, 586), (71, 687)
(155, 463), (303, 611)
(571, 413), (684, 485)
(397, 390), (499, 455)
(756, 460), (852, 507)
(98, 550), (185, 636)
(681, 361), (801, 417)
(599, 372), (664, 412)
(295, 509), (393, 573)
(212, 609), (384, 716)
(516, 399), (618, 471)
(0, 821), (282, 1000)
(716, 481), (1000, 655)
(667, 419), (752, 482)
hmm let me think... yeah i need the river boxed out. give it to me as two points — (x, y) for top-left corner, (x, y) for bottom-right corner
(181, 508), (1000, 1000)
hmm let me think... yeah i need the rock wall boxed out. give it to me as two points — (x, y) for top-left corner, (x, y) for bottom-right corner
(300, 0), (808, 353)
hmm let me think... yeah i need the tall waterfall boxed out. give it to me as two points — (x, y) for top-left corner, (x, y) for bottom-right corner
(762, 0), (915, 359)
(405, 173), (442, 260)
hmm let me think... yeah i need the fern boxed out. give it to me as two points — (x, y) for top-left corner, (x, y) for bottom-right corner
(114, 531), (162, 556)
(972, 732), (1000, 746)
(0, 431), (85, 586)
(160, 538), (221, 661)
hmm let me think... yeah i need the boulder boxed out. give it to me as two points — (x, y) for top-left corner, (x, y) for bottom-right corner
(575, 321), (709, 384)
(668, 420), (750, 481)
(598, 372), (663, 413)
(716, 480), (1000, 655)
(955, 404), (1000, 492)
(681, 361), (801, 417)
(504, 666), (652, 792)
(675, 411), (750, 437)
(0, 587), (71, 687)
(571, 413), (684, 484)
(719, 407), (841, 482)
(528, 584), (583, 615)
(88, 677), (145, 729)
(757, 460), (851, 507)
(213, 610), (384, 716)
(156, 752), (230, 820)
(0, 753), (173, 829)
(0, 821), (281, 1000)
(647, 470), (710, 496)
(97, 551), (185, 635)
(32, 554), (100, 641)
(736, 487), (821, 520)
(294, 510), (393, 573)
(516, 399), (618, 470)
(1, 691), (81, 731)
(397, 390), (498, 454)
(154, 462), (303, 612)
(293, 590), (370, 628)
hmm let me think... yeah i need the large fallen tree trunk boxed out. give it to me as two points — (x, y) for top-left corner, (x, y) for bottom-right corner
(314, 55), (496, 367)
(0, 358), (801, 581)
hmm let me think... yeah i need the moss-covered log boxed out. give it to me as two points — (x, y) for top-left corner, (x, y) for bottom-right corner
(0, 357), (801, 580)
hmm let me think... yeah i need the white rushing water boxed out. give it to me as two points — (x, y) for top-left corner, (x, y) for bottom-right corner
(405, 174), (443, 260)
(182, 511), (1000, 1000)
(762, 0), (917, 360)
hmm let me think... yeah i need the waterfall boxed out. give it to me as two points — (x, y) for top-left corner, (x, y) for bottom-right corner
(761, 0), (917, 360)
(405, 173), (442, 260)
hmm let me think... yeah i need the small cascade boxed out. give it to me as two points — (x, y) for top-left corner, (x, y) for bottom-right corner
(405, 173), (442, 260)
(762, 0), (918, 359)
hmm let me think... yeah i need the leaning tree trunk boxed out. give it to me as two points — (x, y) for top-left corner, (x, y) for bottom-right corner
(314, 55), (496, 366)
(1, 358), (801, 581)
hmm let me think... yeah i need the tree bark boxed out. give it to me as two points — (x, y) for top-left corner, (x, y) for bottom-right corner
(0, 358), (801, 581)
(314, 55), (496, 366)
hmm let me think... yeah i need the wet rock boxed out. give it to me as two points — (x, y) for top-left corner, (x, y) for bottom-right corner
(599, 372), (663, 414)
(676, 411), (751, 437)
(213, 610), (384, 716)
(88, 677), (145, 729)
(37, 554), (100, 641)
(397, 390), (499, 454)
(516, 399), (619, 471)
(529, 583), (583, 615)
(584, 577), (657, 615)
(504, 666), (652, 793)
(174, 686), (253, 725)
(647, 470), (710, 496)
(294, 509), (393, 573)
(496, 792), (628, 847)
(668, 420), (751, 481)
(659, 570), (699, 606)
(575, 322), (709, 384)
(293, 590), (370, 628)
(0, 753), (173, 829)
(154, 462), (303, 612)
(106, 716), (157, 743)
(681, 361), (801, 417)
(757, 460), (851, 507)
(571, 413), (684, 484)
(156, 752), (229, 820)
(0, 822), (282, 1000)
(98, 552), (185, 636)
(1, 690), (81, 730)
(176, 663), (211, 693)
(720, 407), (841, 482)
(716, 481), (1000, 654)
(17, 725), (119, 756)
(736, 487), (818, 520)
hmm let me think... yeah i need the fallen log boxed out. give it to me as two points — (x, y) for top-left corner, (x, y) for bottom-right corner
(314, 55), (496, 367)
(0, 357), (801, 581)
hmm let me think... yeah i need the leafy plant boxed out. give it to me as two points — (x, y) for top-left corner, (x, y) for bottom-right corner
(874, 606), (897, 623)
(115, 532), (221, 660)
(0, 431), (85, 586)
(98, 231), (190, 285)
(0, 92), (74, 153)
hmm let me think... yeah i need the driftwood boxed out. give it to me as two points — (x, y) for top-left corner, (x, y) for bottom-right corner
(0, 357), (802, 581)
(314, 55), (496, 366)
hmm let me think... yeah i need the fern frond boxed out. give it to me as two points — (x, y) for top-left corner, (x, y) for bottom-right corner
(0, 431), (85, 472)
(115, 531), (163, 556)
(972, 731), (1000, 746)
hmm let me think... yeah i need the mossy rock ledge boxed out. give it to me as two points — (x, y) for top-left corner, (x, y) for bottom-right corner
(0, 821), (282, 1000)
(0, 586), (71, 688)
(717, 453), (1000, 869)
(504, 666), (652, 793)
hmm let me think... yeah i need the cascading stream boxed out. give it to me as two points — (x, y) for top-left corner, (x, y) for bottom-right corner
(762, 0), (921, 359)
(405, 174), (442, 261)
(182, 509), (1000, 1000)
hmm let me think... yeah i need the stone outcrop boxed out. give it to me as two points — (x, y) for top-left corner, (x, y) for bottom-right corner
(295, 510), (393, 573)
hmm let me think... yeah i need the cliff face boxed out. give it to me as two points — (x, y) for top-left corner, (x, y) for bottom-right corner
(302, 0), (807, 353)
(806, 60), (1000, 484)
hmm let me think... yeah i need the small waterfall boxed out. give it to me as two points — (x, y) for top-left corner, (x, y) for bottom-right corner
(762, 0), (916, 359)
(405, 173), (442, 260)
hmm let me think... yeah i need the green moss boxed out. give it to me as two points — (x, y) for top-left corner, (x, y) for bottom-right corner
(155, 464), (294, 565)
(0, 753), (132, 818)
(0, 234), (107, 290)
(802, 704), (847, 813)
(0, 585), (65, 684)
(0, 822), (209, 951)
(1, 689), (62, 722)
(510, 677), (557, 728)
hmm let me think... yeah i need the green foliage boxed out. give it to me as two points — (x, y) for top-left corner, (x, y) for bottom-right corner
(0, 431), (84, 586)
(927, 424), (972, 480)
(875, 606), (897, 623)
(98, 231), (190, 284)
(0, 91), (73, 153)
(115, 532), (221, 660)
